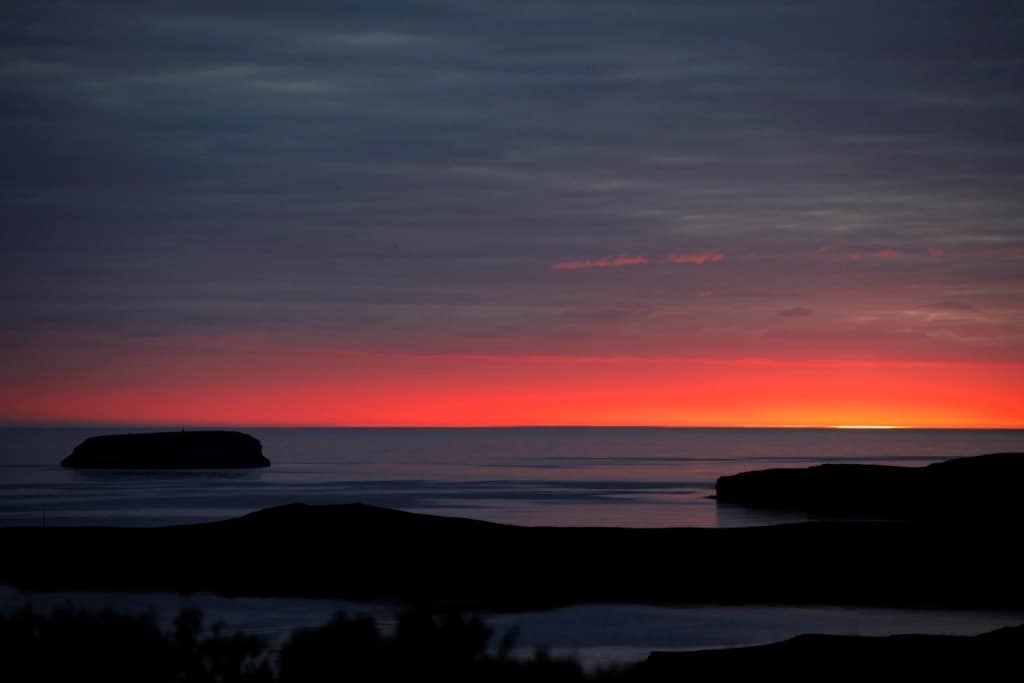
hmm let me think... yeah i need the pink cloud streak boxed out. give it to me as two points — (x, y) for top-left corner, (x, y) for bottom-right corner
(662, 251), (725, 265)
(552, 255), (648, 270)
(552, 250), (725, 270)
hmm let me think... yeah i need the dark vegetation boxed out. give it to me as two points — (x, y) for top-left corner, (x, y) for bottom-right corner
(0, 605), (604, 683)
(1, 605), (271, 683)
(61, 431), (270, 469)
(715, 452), (1024, 520)
(3, 605), (1022, 682)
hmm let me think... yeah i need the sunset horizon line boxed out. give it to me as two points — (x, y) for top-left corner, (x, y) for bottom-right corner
(4, 420), (1022, 431)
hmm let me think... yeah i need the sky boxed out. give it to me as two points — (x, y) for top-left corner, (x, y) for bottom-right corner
(2, 1), (1023, 427)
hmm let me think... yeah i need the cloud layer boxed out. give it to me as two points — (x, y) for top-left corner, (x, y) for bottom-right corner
(2, 1), (1023, 423)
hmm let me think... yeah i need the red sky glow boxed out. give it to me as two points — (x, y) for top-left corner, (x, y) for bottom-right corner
(3, 333), (1021, 427)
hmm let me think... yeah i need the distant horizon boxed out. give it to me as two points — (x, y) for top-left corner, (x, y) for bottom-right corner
(4, 421), (1022, 431)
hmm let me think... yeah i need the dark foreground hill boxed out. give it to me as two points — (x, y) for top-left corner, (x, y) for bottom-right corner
(715, 452), (1024, 519)
(61, 431), (270, 469)
(2, 501), (1022, 610)
(640, 625), (1024, 681)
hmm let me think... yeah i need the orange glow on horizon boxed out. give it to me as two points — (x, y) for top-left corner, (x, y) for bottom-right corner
(832, 425), (903, 430)
(2, 334), (1022, 428)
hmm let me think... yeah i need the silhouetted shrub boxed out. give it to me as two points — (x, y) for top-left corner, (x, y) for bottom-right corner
(0, 605), (271, 683)
(1, 605), (175, 682)
(392, 607), (491, 672)
(277, 611), (384, 682)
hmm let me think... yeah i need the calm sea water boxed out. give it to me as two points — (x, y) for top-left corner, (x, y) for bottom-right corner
(3, 426), (1024, 666)
(2, 426), (1022, 528)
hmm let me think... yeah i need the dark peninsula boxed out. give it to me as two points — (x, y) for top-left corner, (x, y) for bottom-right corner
(715, 452), (1024, 520)
(61, 430), (270, 469)
(2, 500), (1022, 610)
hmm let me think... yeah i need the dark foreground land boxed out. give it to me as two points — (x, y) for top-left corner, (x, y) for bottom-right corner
(61, 430), (270, 469)
(642, 625), (1024, 681)
(2, 500), (1022, 610)
(3, 604), (1022, 682)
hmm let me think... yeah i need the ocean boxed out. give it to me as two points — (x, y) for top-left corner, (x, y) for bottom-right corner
(3, 426), (1023, 666)
(3, 426), (1024, 528)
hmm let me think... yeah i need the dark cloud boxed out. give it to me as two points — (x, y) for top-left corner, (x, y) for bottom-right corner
(2, 0), (1023, 363)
